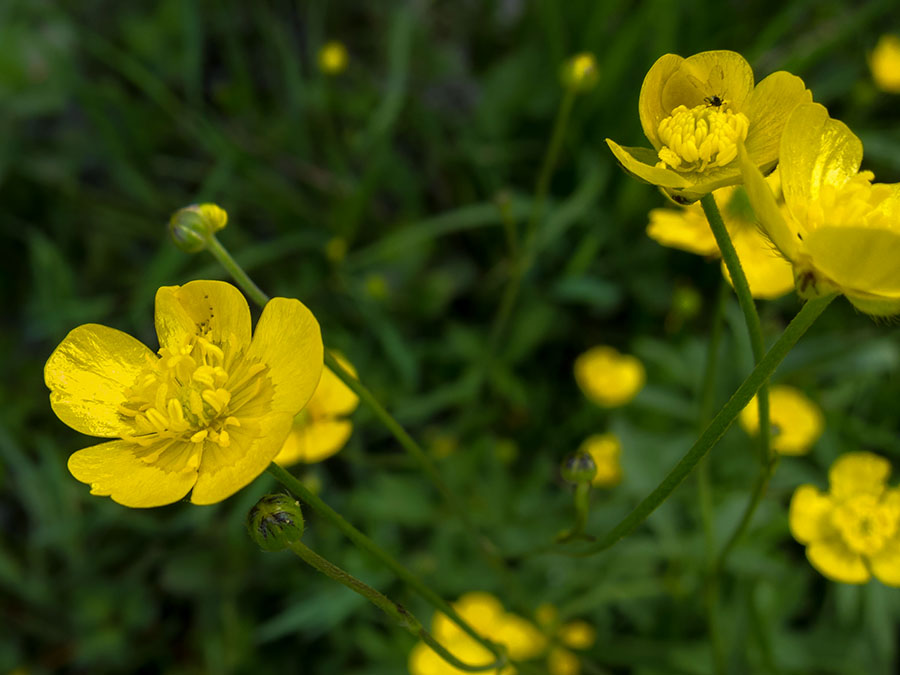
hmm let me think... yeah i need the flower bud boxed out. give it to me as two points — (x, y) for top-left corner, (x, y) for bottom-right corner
(246, 494), (304, 552)
(318, 41), (349, 76)
(169, 203), (228, 253)
(561, 451), (597, 484)
(561, 52), (599, 92)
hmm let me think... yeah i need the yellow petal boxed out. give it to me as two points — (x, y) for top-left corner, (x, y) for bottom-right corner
(725, 226), (795, 299)
(559, 620), (597, 649)
(314, 357), (360, 417)
(661, 51), (754, 116)
(647, 206), (719, 255)
(779, 103), (862, 226)
(574, 346), (645, 408)
(548, 648), (581, 675)
(765, 385), (824, 455)
(869, 534), (900, 587)
(246, 297), (324, 415)
(190, 411), (293, 504)
(155, 280), (252, 353)
(739, 143), (801, 260)
(804, 226), (900, 300)
(45, 324), (155, 437)
(807, 536), (870, 584)
(606, 140), (692, 189)
(68, 439), (197, 507)
(743, 71), (812, 168)
(829, 451), (892, 500)
(274, 418), (353, 466)
(579, 433), (623, 487)
(789, 484), (835, 544)
(495, 614), (546, 660)
(638, 53), (684, 149)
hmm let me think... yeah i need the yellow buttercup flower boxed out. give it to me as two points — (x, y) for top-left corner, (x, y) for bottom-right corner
(44, 280), (323, 507)
(574, 346), (645, 408)
(274, 353), (359, 466)
(535, 604), (597, 675)
(870, 35), (900, 93)
(647, 172), (794, 299)
(739, 385), (824, 455)
(318, 41), (348, 75)
(607, 50), (811, 202)
(579, 433), (623, 487)
(408, 592), (546, 674)
(740, 102), (900, 316)
(789, 452), (900, 586)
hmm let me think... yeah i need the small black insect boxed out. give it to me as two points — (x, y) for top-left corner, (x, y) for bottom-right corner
(704, 95), (724, 108)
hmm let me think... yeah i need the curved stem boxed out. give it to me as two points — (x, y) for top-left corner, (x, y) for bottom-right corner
(571, 293), (835, 557)
(266, 464), (506, 661)
(289, 540), (506, 673)
(207, 234), (270, 307)
(716, 456), (781, 570)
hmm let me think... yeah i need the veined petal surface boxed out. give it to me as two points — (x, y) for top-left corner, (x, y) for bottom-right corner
(155, 280), (252, 355)
(660, 51), (754, 116)
(744, 71), (812, 167)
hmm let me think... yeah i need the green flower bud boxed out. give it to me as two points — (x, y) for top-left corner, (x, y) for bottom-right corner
(561, 451), (597, 484)
(246, 494), (304, 552)
(169, 203), (228, 253)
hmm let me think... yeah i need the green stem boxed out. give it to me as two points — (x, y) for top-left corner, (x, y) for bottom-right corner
(266, 464), (505, 661)
(699, 194), (770, 466)
(207, 234), (270, 306)
(556, 481), (592, 543)
(289, 540), (506, 673)
(572, 293), (835, 556)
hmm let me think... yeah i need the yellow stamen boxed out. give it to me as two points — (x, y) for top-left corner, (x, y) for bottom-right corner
(656, 103), (749, 172)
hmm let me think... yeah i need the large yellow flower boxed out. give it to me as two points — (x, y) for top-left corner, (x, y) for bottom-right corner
(574, 346), (645, 408)
(741, 103), (900, 316)
(607, 50), (811, 203)
(273, 353), (359, 466)
(44, 280), (323, 507)
(647, 172), (794, 299)
(790, 452), (900, 586)
(739, 384), (824, 455)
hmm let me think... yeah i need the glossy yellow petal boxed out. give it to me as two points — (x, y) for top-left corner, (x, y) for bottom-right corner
(789, 485), (835, 544)
(548, 648), (581, 675)
(559, 620), (597, 650)
(155, 280), (252, 354)
(639, 53), (684, 149)
(725, 226), (794, 299)
(190, 411), (293, 504)
(829, 451), (892, 500)
(246, 297), (324, 415)
(743, 71), (812, 168)
(274, 418), (353, 465)
(68, 440), (197, 508)
(869, 534), (900, 587)
(313, 358), (360, 417)
(807, 536), (870, 584)
(804, 226), (900, 298)
(660, 51), (754, 116)
(739, 143), (800, 260)
(606, 140), (692, 188)
(45, 324), (155, 437)
(647, 206), (719, 255)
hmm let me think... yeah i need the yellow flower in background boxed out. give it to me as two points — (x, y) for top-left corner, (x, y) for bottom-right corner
(740, 103), (900, 316)
(607, 50), (811, 202)
(574, 346), (645, 407)
(739, 384), (824, 455)
(870, 35), (900, 93)
(790, 452), (900, 586)
(44, 280), (323, 507)
(647, 172), (794, 299)
(579, 433), (623, 487)
(535, 604), (597, 675)
(408, 592), (546, 674)
(274, 353), (359, 466)
(318, 40), (348, 75)
(561, 52), (599, 92)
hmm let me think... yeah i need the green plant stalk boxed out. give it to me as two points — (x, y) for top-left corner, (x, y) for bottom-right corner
(207, 234), (270, 307)
(289, 540), (506, 673)
(574, 293), (836, 556)
(556, 481), (592, 543)
(266, 464), (505, 661)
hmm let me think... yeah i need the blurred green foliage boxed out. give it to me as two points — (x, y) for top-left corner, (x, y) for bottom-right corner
(3, 0), (900, 673)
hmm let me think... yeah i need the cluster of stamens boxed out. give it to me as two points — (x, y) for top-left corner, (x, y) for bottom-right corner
(656, 102), (749, 172)
(832, 493), (900, 556)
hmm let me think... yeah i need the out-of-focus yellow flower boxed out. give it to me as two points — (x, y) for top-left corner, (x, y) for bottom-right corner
(574, 346), (645, 408)
(561, 52), (599, 92)
(648, 172), (794, 299)
(789, 452), (900, 586)
(535, 604), (597, 675)
(325, 236), (348, 263)
(274, 353), (358, 465)
(870, 35), (900, 93)
(45, 281), (323, 507)
(365, 273), (389, 300)
(408, 592), (546, 674)
(318, 41), (348, 75)
(740, 103), (900, 316)
(578, 433), (623, 487)
(739, 384), (824, 455)
(607, 50), (811, 203)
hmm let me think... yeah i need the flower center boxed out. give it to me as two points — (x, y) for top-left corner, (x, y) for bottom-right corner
(656, 103), (749, 172)
(117, 331), (272, 471)
(832, 493), (899, 556)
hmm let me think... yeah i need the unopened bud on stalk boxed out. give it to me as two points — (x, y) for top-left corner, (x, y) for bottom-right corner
(561, 451), (597, 484)
(247, 494), (305, 552)
(169, 203), (228, 253)
(561, 52), (599, 92)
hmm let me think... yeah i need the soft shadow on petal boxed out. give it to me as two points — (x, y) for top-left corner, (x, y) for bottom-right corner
(726, 227), (794, 299)
(274, 419), (353, 465)
(805, 227), (900, 299)
(869, 536), (900, 587)
(155, 280), (252, 354)
(789, 486), (834, 544)
(638, 53), (684, 149)
(829, 451), (892, 500)
(661, 51), (754, 115)
(45, 324), (155, 437)
(744, 72), (812, 168)
(68, 440), (197, 507)
(647, 207), (719, 255)
(606, 140), (692, 189)
(314, 360), (360, 416)
(807, 536), (870, 584)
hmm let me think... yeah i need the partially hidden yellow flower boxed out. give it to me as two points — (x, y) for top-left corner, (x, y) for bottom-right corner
(607, 50), (811, 202)
(870, 35), (900, 93)
(739, 384), (824, 455)
(740, 102), (900, 316)
(578, 433), (623, 487)
(574, 346), (645, 407)
(44, 280), (324, 507)
(274, 353), (359, 465)
(647, 172), (794, 299)
(408, 592), (546, 675)
(535, 604), (597, 675)
(318, 41), (348, 75)
(790, 452), (900, 586)
(560, 52), (599, 92)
